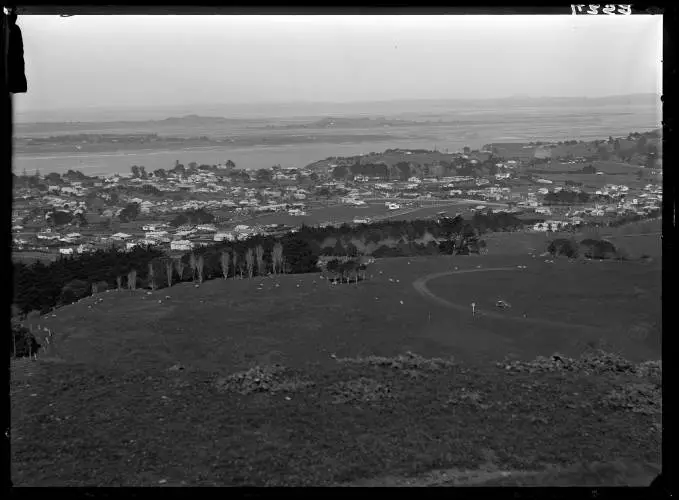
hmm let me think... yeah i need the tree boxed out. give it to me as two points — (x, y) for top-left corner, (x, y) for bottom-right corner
(282, 237), (318, 274)
(60, 279), (89, 305)
(598, 146), (610, 161)
(226, 160), (236, 169)
(333, 165), (349, 179)
(196, 255), (205, 283)
(127, 269), (137, 290)
(153, 168), (167, 178)
(119, 203), (141, 222)
(255, 245), (265, 276)
(131, 165), (140, 178)
(45, 172), (62, 184)
(165, 259), (174, 287)
(173, 163), (186, 177)
(116, 275), (123, 291)
(232, 252), (239, 279)
(272, 242), (284, 274)
(148, 261), (157, 290)
(189, 253), (197, 282)
(139, 166), (148, 179)
(256, 169), (272, 183)
(332, 239), (345, 256)
(245, 248), (255, 278)
(174, 258), (185, 282)
(220, 251), (230, 279)
(636, 135), (648, 155)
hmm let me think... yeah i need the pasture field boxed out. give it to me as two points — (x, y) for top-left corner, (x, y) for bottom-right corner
(425, 258), (661, 359)
(240, 201), (465, 227)
(12, 252), (661, 486)
(481, 224), (662, 261)
(537, 172), (642, 189)
(593, 160), (646, 174)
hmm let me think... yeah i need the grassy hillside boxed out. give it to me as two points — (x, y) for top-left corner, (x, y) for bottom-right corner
(11, 249), (661, 486)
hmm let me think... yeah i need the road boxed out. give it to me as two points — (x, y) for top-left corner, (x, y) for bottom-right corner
(412, 266), (600, 331)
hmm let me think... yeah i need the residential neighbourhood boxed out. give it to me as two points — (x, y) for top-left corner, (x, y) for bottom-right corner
(12, 133), (662, 263)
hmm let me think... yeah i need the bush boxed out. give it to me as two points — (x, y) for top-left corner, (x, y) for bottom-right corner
(91, 280), (109, 294)
(11, 322), (41, 358)
(579, 238), (617, 260)
(59, 279), (90, 305)
(547, 238), (579, 258)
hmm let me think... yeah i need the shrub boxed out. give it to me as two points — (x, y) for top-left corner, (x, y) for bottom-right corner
(10, 322), (41, 358)
(579, 238), (617, 260)
(547, 238), (579, 258)
(59, 279), (90, 305)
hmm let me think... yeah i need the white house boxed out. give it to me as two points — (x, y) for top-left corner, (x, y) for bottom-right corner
(353, 217), (371, 224)
(146, 230), (169, 239)
(214, 232), (236, 242)
(59, 247), (74, 255)
(77, 243), (95, 254)
(111, 232), (132, 240)
(171, 240), (194, 251)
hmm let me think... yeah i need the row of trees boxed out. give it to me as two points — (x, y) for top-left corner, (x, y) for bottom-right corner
(12, 214), (528, 317)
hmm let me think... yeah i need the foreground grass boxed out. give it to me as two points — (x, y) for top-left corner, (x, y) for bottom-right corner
(11, 256), (661, 486)
(11, 350), (660, 486)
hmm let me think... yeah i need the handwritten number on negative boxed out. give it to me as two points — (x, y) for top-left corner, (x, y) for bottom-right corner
(571, 4), (632, 14)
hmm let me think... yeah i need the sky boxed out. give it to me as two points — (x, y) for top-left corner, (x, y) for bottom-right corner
(14, 14), (662, 115)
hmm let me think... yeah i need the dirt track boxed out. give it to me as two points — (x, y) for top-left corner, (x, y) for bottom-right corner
(412, 267), (601, 331)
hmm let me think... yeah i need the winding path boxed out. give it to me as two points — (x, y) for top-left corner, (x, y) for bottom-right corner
(412, 267), (602, 331)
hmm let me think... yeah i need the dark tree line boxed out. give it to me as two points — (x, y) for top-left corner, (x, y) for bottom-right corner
(12, 213), (528, 317)
(548, 237), (620, 260)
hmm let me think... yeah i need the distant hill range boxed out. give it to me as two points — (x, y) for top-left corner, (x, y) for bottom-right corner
(15, 93), (660, 125)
